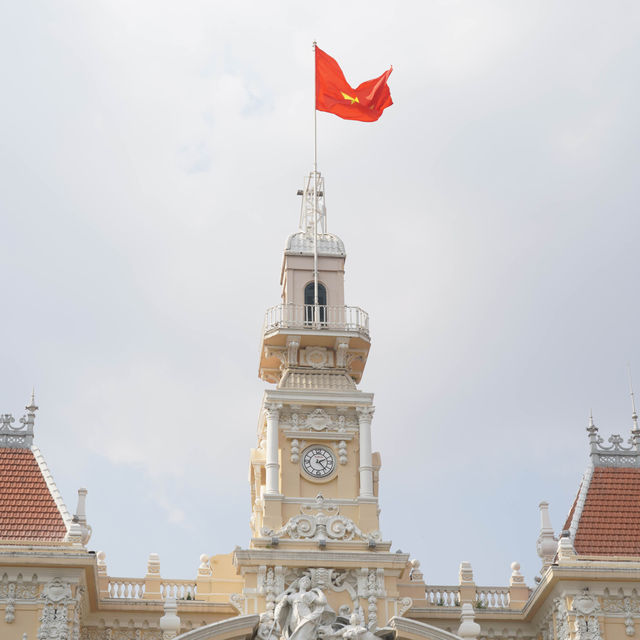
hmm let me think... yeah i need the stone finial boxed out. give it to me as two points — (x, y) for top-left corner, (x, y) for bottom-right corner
(26, 389), (38, 414)
(459, 561), (474, 584)
(536, 501), (557, 569)
(457, 603), (481, 640)
(144, 553), (162, 600)
(509, 562), (524, 585)
(198, 554), (212, 577)
(66, 487), (92, 546)
(458, 561), (476, 604)
(160, 598), (181, 640)
(508, 561), (530, 609)
(147, 553), (161, 575)
(409, 559), (424, 582)
(557, 530), (576, 562)
(76, 488), (92, 545)
(96, 551), (107, 573)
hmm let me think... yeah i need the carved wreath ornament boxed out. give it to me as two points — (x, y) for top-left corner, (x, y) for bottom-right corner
(261, 495), (381, 543)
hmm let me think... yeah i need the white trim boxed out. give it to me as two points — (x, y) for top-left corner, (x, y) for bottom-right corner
(569, 463), (594, 541)
(174, 614), (260, 640)
(31, 445), (72, 532)
(389, 617), (465, 640)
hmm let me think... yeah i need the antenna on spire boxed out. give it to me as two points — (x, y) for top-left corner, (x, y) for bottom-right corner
(628, 365), (639, 431)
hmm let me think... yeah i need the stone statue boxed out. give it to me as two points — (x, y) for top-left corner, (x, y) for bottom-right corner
(333, 614), (369, 640)
(274, 576), (336, 640)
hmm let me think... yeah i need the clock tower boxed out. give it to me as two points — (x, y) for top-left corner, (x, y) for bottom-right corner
(230, 171), (421, 628)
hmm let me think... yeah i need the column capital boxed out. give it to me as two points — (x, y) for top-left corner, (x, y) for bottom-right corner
(264, 403), (283, 419)
(356, 406), (375, 422)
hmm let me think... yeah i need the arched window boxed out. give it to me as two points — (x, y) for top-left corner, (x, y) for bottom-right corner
(304, 282), (327, 324)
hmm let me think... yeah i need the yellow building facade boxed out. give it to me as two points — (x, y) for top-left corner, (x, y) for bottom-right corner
(1, 171), (640, 640)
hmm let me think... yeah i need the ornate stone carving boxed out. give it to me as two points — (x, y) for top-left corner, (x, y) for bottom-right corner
(587, 419), (640, 467)
(356, 407), (375, 423)
(82, 630), (162, 640)
(307, 409), (331, 431)
(257, 576), (390, 640)
(38, 577), (73, 640)
(261, 495), (381, 543)
(554, 597), (570, 640)
(286, 336), (301, 367)
(72, 586), (85, 640)
(265, 403), (283, 420)
(572, 591), (602, 640)
(337, 440), (348, 465)
(602, 594), (640, 636)
(230, 592), (247, 614)
(335, 339), (350, 368)
(5, 597), (15, 623)
(291, 440), (301, 463)
(0, 403), (36, 448)
(397, 598), (412, 617)
(282, 409), (357, 434)
(0, 573), (39, 600)
(300, 347), (334, 369)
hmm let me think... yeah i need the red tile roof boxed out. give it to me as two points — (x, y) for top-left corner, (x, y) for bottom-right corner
(569, 467), (640, 556)
(0, 448), (68, 541)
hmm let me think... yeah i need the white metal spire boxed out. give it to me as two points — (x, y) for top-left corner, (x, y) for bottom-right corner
(298, 172), (326, 236)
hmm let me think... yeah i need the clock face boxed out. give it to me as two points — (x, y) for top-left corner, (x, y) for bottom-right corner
(302, 446), (336, 479)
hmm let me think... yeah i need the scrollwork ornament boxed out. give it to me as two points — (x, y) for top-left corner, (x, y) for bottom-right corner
(230, 592), (247, 614)
(572, 591), (602, 640)
(554, 597), (570, 640)
(398, 597), (412, 617)
(5, 598), (15, 623)
(38, 578), (73, 640)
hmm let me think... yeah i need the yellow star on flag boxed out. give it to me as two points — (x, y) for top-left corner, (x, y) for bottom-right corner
(340, 91), (359, 105)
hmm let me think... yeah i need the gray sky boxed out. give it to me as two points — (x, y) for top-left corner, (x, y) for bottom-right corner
(2, 0), (640, 587)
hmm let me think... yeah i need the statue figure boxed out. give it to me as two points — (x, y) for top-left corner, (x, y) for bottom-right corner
(275, 576), (336, 640)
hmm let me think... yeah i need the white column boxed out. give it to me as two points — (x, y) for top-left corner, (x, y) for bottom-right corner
(356, 406), (375, 498)
(264, 403), (282, 495)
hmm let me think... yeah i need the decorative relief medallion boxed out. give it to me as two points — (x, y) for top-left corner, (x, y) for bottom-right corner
(280, 408), (358, 434)
(261, 494), (382, 543)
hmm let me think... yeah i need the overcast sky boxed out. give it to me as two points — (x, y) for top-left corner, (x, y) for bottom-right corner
(2, 1), (640, 589)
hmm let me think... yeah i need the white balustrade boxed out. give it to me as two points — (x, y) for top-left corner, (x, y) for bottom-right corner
(424, 586), (511, 609)
(107, 578), (145, 599)
(264, 304), (369, 337)
(161, 581), (197, 600)
(105, 578), (197, 600)
(475, 587), (510, 609)
(425, 586), (460, 607)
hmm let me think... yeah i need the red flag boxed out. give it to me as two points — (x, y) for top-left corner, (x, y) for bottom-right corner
(315, 46), (393, 122)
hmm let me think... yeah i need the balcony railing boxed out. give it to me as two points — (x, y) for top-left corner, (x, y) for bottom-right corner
(264, 304), (369, 337)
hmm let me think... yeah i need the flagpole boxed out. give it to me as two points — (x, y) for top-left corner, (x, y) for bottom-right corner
(312, 40), (319, 314)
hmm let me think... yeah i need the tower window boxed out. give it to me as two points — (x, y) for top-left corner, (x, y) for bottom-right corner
(304, 282), (327, 324)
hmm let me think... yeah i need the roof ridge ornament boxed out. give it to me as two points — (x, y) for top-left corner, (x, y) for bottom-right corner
(0, 391), (37, 448)
(586, 410), (640, 467)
